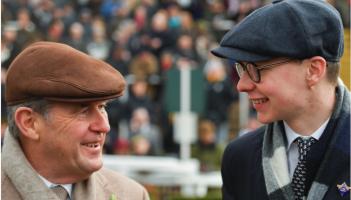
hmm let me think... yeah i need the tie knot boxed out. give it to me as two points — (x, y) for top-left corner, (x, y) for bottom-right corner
(51, 185), (68, 200)
(295, 137), (316, 161)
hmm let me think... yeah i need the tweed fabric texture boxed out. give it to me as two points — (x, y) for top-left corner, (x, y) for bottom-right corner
(1, 129), (150, 200)
(211, 0), (344, 62)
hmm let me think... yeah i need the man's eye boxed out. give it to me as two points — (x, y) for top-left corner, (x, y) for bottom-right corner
(78, 103), (88, 110)
(80, 107), (89, 114)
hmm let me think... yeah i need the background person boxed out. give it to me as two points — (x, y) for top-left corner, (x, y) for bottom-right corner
(191, 119), (224, 172)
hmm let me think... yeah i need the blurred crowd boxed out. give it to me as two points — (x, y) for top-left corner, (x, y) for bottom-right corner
(1, 0), (349, 172)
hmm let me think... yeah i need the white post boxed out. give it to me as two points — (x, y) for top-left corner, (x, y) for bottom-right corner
(174, 66), (197, 161)
(180, 66), (191, 113)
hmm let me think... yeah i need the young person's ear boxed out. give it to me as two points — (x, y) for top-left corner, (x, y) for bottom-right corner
(305, 56), (327, 88)
(15, 107), (40, 140)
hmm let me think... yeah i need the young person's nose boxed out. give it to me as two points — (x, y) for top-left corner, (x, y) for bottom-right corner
(236, 71), (256, 92)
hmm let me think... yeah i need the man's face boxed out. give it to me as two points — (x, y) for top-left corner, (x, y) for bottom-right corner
(36, 100), (110, 182)
(236, 58), (309, 124)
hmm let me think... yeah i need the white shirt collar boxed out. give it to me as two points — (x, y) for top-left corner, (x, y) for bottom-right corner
(38, 174), (72, 199)
(284, 118), (330, 150)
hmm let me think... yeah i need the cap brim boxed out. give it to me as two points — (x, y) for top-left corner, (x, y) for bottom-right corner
(44, 93), (123, 103)
(211, 46), (273, 62)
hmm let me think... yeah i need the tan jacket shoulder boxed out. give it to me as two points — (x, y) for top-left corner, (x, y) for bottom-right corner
(1, 130), (150, 200)
(1, 171), (22, 200)
(85, 168), (150, 200)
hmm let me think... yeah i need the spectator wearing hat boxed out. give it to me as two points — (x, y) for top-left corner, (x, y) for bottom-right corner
(212, 0), (349, 199)
(1, 42), (150, 200)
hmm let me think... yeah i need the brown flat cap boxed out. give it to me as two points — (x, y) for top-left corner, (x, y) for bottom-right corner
(5, 41), (126, 105)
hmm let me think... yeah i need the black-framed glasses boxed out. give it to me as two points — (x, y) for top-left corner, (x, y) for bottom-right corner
(235, 58), (295, 83)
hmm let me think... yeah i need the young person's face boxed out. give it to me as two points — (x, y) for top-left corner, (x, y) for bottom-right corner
(36, 100), (110, 182)
(236, 58), (309, 124)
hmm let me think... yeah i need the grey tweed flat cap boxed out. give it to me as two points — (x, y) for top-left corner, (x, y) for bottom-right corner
(211, 0), (344, 62)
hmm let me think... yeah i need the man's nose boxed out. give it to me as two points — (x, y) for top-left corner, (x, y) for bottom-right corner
(89, 109), (110, 134)
(236, 71), (256, 92)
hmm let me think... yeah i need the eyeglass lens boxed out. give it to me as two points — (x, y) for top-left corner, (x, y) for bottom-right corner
(235, 63), (259, 82)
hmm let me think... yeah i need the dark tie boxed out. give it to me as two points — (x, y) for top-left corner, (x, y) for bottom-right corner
(291, 137), (317, 200)
(51, 185), (68, 200)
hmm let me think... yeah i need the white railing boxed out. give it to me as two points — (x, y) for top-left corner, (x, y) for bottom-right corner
(103, 155), (222, 197)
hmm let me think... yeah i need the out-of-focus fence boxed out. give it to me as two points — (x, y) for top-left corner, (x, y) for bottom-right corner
(103, 155), (222, 200)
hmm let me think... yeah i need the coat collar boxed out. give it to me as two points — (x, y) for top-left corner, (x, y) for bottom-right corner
(307, 80), (350, 199)
(1, 130), (111, 200)
(2, 130), (59, 199)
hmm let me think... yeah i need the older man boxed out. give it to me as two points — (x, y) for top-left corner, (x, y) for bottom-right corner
(1, 42), (150, 200)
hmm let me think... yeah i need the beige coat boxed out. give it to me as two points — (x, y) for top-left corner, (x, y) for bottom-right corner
(1, 130), (150, 200)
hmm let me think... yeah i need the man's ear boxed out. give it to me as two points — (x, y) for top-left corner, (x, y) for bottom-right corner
(15, 107), (40, 140)
(305, 56), (327, 87)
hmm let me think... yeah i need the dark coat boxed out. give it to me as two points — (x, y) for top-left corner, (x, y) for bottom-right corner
(222, 84), (350, 200)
